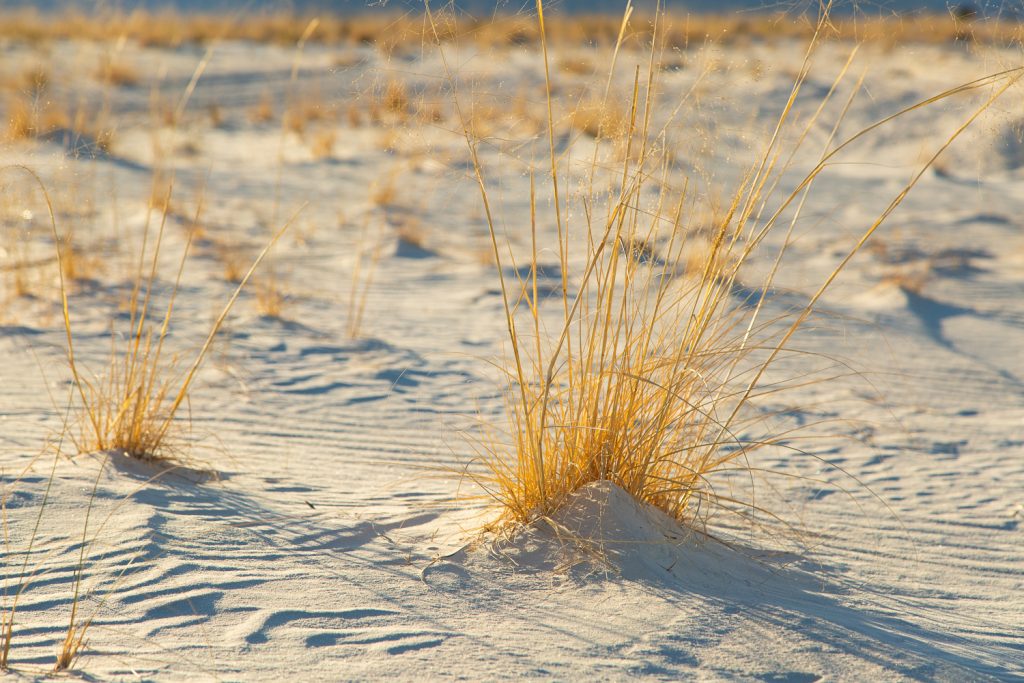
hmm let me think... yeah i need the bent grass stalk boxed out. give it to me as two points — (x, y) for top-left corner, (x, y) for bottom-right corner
(429, 2), (1022, 533)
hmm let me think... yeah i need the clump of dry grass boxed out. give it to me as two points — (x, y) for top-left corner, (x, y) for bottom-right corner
(250, 91), (275, 125)
(4, 96), (35, 142)
(211, 238), (248, 284)
(207, 103), (224, 128)
(255, 268), (287, 318)
(380, 79), (410, 118)
(283, 94), (335, 137)
(569, 98), (628, 140)
(432, 3), (1022, 534)
(28, 171), (297, 462)
(346, 103), (363, 128)
(310, 128), (337, 159)
(558, 54), (595, 76)
(370, 171), (398, 206)
(3, 89), (117, 152)
(415, 97), (445, 125)
(56, 234), (102, 287)
(880, 268), (930, 294)
(3, 95), (73, 143)
(396, 216), (426, 246)
(96, 56), (139, 87)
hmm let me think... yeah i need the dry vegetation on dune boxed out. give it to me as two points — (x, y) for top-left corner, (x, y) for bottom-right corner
(0, 7), (1020, 49)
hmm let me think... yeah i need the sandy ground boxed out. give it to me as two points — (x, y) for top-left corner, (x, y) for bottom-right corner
(1, 33), (1023, 680)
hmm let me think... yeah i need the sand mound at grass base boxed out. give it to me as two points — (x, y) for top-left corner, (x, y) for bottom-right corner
(480, 481), (803, 590)
(547, 480), (692, 580)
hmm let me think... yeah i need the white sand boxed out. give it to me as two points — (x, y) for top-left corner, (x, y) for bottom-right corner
(1, 35), (1022, 680)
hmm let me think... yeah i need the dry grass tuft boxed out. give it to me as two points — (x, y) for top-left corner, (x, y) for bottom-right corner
(250, 92), (275, 125)
(148, 171), (174, 211)
(31, 171), (299, 462)
(96, 56), (140, 87)
(61, 204), (197, 460)
(569, 98), (628, 140)
(207, 103), (224, 128)
(56, 236), (102, 286)
(395, 215), (427, 250)
(53, 615), (89, 672)
(382, 79), (410, 115)
(431, 2), (1022, 535)
(211, 238), (249, 284)
(346, 103), (363, 128)
(558, 54), (596, 76)
(284, 93), (335, 137)
(255, 268), (287, 318)
(370, 171), (398, 206)
(19, 64), (49, 93)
